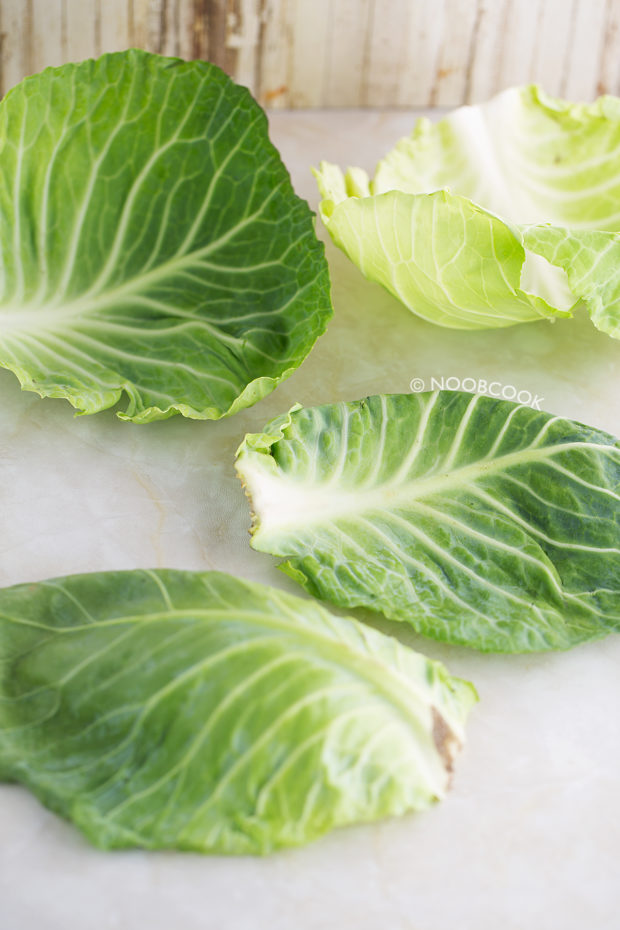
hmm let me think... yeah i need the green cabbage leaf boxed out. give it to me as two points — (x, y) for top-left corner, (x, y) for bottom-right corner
(0, 569), (476, 854)
(236, 391), (620, 652)
(0, 50), (331, 422)
(315, 86), (620, 337)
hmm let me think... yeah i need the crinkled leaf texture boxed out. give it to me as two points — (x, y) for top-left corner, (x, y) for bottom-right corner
(0, 569), (476, 854)
(236, 391), (620, 653)
(315, 86), (620, 337)
(0, 50), (331, 422)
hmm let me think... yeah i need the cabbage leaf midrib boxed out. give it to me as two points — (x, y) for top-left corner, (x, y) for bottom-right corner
(0, 194), (288, 336)
(3, 602), (451, 740)
(249, 438), (618, 536)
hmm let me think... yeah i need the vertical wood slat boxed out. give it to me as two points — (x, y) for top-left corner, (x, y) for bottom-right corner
(466, 0), (510, 104)
(322, 0), (372, 107)
(598, 0), (620, 96)
(285, 0), (331, 106)
(562, 0), (607, 100)
(397, 0), (445, 107)
(31, 0), (64, 71)
(130, 0), (157, 49)
(2, 0), (620, 105)
(224, 0), (264, 93)
(256, 0), (290, 106)
(1, 0), (32, 92)
(64, 0), (98, 61)
(98, 0), (130, 56)
(497, 0), (542, 90)
(431, 0), (479, 106)
(362, 0), (410, 106)
(529, 0), (578, 97)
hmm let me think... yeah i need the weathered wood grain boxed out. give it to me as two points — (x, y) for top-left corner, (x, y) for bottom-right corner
(599, 0), (620, 96)
(1, 0), (619, 105)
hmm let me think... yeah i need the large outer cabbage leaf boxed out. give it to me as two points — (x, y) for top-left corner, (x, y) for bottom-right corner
(0, 50), (331, 422)
(236, 391), (620, 653)
(0, 569), (476, 854)
(315, 86), (620, 337)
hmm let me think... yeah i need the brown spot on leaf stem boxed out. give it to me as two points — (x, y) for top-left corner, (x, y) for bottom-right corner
(431, 705), (461, 777)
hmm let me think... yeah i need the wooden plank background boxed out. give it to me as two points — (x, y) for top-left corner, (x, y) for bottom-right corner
(1, 0), (620, 106)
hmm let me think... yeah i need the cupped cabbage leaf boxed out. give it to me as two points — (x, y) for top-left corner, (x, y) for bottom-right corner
(0, 569), (476, 854)
(0, 50), (331, 421)
(315, 86), (620, 337)
(236, 391), (620, 653)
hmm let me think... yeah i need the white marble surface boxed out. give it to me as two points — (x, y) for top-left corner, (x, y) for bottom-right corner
(1, 110), (619, 930)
